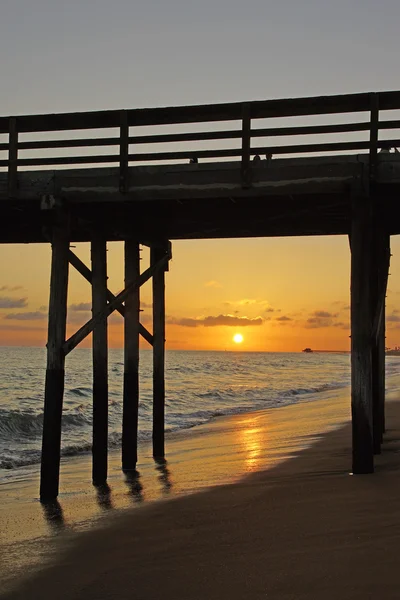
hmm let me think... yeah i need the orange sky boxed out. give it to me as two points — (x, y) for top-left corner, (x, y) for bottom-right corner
(1, 235), (399, 352)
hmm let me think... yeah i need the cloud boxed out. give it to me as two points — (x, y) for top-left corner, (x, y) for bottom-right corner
(333, 322), (350, 330)
(69, 302), (91, 311)
(4, 311), (47, 321)
(0, 285), (23, 292)
(275, 315), (292, 322)
(140, 301), (152, 309)
(0, 324), (45, 331)
(313, 311), (338, 319)
(0, 297), (28, 309)
(204, 281), (223, 289)
(387, 314), (400, 322)
(304, 310), (342, 329)
(167, 314), (264, 328)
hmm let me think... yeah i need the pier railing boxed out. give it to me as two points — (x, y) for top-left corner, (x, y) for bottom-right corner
(2, 90), (400, 194)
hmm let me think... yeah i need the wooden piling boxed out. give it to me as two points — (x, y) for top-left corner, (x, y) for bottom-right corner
(122, 240), (140, 470)
(40, 219), (70, 502)
(152, 245), (167, 459)
(350, 196), (374, 473)
(91, 235), (108, 485)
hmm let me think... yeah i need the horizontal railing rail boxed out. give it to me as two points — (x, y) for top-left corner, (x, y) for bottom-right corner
(2, 91), (400, 196)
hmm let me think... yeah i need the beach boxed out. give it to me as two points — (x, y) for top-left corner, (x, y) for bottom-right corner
(2, 376), (400, 598)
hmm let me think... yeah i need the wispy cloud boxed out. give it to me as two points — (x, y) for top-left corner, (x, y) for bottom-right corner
(305, 310), (339, 329)
(69, 302), (91, 312)
(387, 313), (400, 323)
(275, 315), (292, 322)
(167, 314), (264, 328)
(4, 311), (47, 321)
(204, 281), (223, 289)
(0, 297), (28, 309)
(0, 285), (23, 292)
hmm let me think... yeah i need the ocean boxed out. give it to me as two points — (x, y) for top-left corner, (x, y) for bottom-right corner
(1, 347), (400, 482)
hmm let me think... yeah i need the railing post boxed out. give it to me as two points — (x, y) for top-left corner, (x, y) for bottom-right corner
(119, 110), (129, 193)
(369, 93), (379, 184)
(241, 103), (251, 188)
(8, 117), (18, 197)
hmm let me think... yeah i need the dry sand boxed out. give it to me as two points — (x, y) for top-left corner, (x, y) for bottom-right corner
(2, 396), (400, 599)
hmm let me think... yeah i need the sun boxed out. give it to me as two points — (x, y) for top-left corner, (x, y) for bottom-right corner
(233, 333), (244, 344)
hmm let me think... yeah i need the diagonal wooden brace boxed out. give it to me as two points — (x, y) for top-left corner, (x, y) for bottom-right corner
(68, 250), (153, 346)
(64, 252), (169, 355)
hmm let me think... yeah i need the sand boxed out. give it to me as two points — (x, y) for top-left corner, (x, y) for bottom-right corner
(2, 389), (400, 599)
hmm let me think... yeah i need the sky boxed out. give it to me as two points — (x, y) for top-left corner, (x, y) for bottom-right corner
(1, 0), (400, 352)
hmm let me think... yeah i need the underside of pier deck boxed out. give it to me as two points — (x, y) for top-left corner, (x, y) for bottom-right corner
(1, 155), (400, 243)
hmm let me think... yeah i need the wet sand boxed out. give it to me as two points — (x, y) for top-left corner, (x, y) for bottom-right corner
(2, 386), (400, 598)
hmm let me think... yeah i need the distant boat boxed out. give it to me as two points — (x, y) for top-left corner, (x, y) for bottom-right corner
(302, 348), (313, 353)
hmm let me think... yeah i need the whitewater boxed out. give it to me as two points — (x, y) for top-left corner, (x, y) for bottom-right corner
(1, 347), (400, 478)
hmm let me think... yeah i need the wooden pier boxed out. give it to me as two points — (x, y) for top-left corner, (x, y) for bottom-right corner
(1, 90), (399, 501)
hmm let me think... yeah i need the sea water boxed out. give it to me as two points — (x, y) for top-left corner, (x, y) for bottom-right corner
(1, 347), (400, 480)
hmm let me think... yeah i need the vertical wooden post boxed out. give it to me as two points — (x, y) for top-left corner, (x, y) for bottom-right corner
(40, 218), (70, 502)
(152, 245), (167, 458)
(371, 224), (380, 455)
(119, 110), (129, 194)
(91, 235), (108, 485)
(122, 240), (140, 470)
(377, 296), (386, 440)
(241, 103), (251, 188)
(350, 195), (374, 473)
(8, 117), (18, 197)
(380, 235), (390, 439)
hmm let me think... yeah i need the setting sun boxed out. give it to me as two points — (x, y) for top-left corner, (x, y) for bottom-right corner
(233, 333), (244, 344)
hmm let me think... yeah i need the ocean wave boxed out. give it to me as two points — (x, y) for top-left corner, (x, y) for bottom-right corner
(0, 407), (92, 441)
(68, 387), (92, 397)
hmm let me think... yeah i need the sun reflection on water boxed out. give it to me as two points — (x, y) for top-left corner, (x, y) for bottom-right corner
(240, 418), (264, 472)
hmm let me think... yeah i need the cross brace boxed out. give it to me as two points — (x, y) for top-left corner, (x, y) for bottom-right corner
(68, 250), (153, 346)
(64, 250), (170, 355)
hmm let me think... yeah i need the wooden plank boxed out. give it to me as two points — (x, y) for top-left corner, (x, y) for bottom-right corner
(9, 119), (383, 153)
(2, 90), (400, 134)
(63, 253), (169, 355)
(369, 94), (379, 182)
(68, 250), (153, 345)
(152, 245), (168, 458)
(8, 138), (387, 169)
(8, 117), (18, 197)
(40, 218), (70, 501)
(350, 195), (374, 474)
(241, 103), (251, 187)
(119, 110), (129, 193)
(91, 235), (108, 484)
(122, 240), (140, 470)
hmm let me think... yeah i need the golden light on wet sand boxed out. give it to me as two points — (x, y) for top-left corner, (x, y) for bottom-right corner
(233, 333), (244, 344)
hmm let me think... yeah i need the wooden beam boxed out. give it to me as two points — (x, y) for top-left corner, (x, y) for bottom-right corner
(68, 250), (153, 345)
(10, 119), (386, 152)
(63, 254), (168, 355)
(152, 245), (169, 458)
(8, 117), (18, 197)
(3, 90), (400, 135)
(119, 110), (129, 193)
(369, 94), (379, 183)
(91, 235), (108, 484)
(122, 240), (140, 470)
(241, 103), (251, 187)
(40, 218), (70, 501)
(350, 195), (374, 473)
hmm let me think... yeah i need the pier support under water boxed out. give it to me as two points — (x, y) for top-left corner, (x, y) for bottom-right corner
(40, 216), (171, 501)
